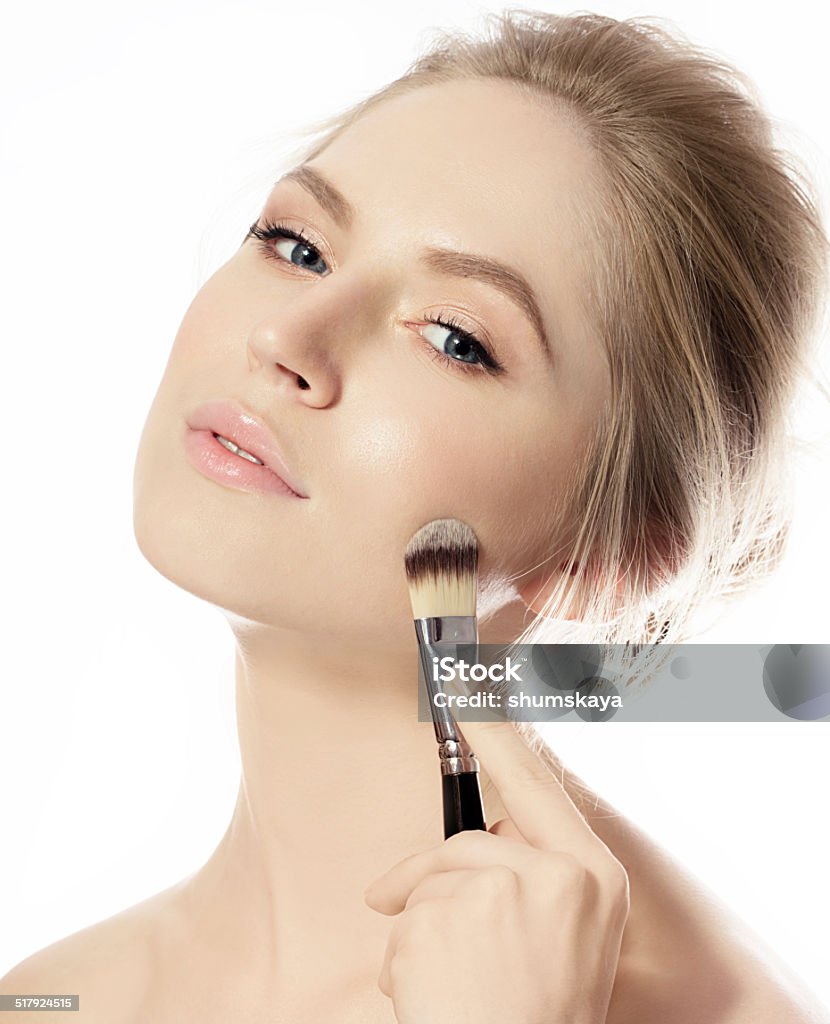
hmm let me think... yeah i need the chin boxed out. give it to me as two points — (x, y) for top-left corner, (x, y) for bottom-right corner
(131, 442), (263, 625)
(132, 493), (304, 634)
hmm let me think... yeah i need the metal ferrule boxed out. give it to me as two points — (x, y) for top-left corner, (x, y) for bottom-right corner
(436, 737), (479, 776)
(414, 616), (480, 776)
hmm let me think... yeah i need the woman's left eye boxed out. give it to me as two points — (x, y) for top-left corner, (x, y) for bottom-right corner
(245, 218), (506, 377)
(417, 315), (504, 376)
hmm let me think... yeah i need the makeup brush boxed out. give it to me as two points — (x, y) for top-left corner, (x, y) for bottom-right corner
(404, 518), (487, 839)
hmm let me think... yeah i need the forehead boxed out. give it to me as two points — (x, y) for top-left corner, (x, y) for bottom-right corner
(312, 79), (597, 252)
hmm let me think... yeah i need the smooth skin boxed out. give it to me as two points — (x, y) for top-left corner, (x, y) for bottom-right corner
(2, 78), (828, 1023)
(364, 716), (630, 1024)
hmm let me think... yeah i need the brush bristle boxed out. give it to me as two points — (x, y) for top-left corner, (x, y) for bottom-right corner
(404, 518), (479, 619)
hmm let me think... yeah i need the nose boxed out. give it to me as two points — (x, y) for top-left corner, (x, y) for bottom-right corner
(246, 316), (338, 408)
(246, 272), (395, 407)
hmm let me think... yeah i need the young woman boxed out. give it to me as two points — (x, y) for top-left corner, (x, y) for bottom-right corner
(3, 10), (828, 1023)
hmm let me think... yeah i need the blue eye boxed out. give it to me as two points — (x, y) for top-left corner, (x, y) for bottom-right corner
(248, 219), (329, 275)
(245, 218), (506, 377)
(417, 314), (504, 376)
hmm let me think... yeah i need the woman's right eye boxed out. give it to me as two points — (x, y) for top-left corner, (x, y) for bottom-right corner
(246, 219), (331, 276)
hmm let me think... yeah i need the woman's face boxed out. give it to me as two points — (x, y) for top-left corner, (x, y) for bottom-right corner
(133, 78), (609, 647)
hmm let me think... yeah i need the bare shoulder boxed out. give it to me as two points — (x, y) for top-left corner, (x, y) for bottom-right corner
(0, 883), (184, 1024)
(561, 768), (830, 1024)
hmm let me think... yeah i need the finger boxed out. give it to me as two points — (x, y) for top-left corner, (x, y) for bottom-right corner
(459, 717), (599, 855)
(376, 866), (512, 996)
(402, 867), (483, 909)
(376, 900), (438, 998)
(488, 816), (525, 841)
(377, 914), (402, 997)
(364, 829), (538, 915)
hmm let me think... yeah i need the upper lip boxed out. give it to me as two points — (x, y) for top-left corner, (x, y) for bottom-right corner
(186, 399), (309, 498)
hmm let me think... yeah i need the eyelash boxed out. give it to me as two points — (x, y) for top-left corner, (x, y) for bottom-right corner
(246, 218), (506, 377)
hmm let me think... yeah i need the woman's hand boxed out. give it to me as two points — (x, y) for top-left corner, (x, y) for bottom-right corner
(363, 717), (630, 1024)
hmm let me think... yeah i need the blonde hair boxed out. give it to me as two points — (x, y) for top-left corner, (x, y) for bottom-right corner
(267, 11), (828, 725)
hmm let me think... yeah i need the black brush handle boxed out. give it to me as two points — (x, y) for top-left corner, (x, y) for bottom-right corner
(442, 770), (487, 838)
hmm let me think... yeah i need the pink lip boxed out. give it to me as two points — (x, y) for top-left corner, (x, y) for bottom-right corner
(184, 399), (309, 499)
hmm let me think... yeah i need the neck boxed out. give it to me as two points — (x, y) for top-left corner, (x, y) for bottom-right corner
(178, 617), (511, 996)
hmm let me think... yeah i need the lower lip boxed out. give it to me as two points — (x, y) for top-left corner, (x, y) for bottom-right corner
(184, 427), (304, 498)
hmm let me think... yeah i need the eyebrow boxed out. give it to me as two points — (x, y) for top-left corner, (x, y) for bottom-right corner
(277, 164), (554, 363)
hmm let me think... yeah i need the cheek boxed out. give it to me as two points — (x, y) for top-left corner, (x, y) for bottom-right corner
(445, 427), (565, 574)
(167, 275), (240, 372)
(339, 411), (422, 483)
(151, 261), (248, 407)
(323, 402), (439, 562)
(331, 389), (572, 582)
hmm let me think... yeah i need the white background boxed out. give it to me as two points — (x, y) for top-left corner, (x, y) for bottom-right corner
(2, 0), (829, 1010)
